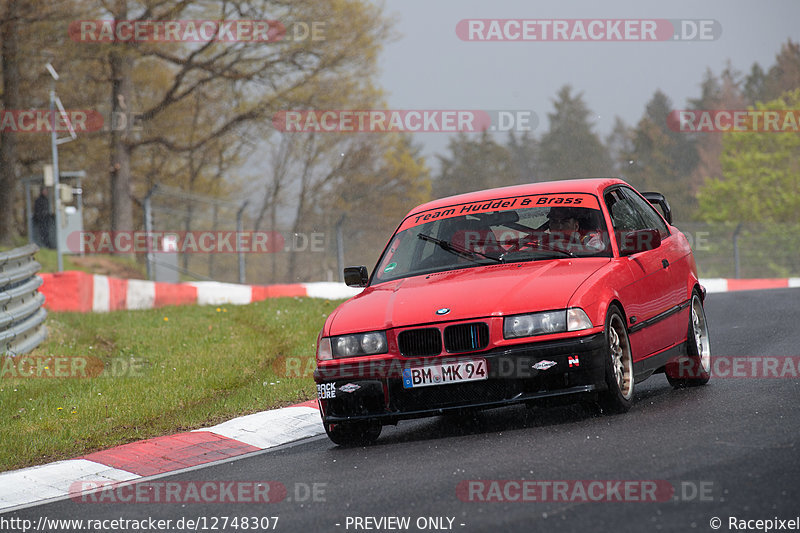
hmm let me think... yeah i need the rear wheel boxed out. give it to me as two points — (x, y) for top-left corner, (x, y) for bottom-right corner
(324, 420), (382, 446)
(598, 306), (634, 414)
(666, 291), (711, 387)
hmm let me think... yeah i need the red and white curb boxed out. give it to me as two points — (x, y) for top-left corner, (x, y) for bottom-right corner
(0, 400), (323, 512)
(38, 271), (362, 313)
(38, 272), (799, 313)
(700, 277), (800, 293)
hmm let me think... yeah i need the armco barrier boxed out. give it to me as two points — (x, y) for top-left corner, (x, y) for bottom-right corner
(0, 244), (47, 355)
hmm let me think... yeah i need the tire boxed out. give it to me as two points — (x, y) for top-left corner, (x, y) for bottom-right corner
(324, 420), (382, 446)
(666, 291), (711, 388)
(597, 305), (634, 414)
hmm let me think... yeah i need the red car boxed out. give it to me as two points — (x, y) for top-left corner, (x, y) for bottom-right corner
(315, 178), (711, 445)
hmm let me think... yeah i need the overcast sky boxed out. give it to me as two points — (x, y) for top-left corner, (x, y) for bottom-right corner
(374, 0), (799, 163)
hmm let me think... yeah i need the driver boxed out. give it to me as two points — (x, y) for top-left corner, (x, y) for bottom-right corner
(545, 206), (605, 252)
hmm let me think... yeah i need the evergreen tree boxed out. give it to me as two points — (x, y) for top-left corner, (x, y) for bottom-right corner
(538, 85), (613, 179)
(763, 40), (800, 100)
(506, 130), (540, 184)
(623, 90), (698, 220)
(434, 131), (518, 198)
(606, 116), (634, 176)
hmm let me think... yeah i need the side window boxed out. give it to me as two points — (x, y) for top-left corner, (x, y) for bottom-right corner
(604, 189), (646, 232)
(621, 188), (670, 238)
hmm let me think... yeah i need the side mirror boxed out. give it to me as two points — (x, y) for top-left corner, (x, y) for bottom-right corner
(619, 229), (661, 256)
(343, 266), (369, 287)
(642, 192), (672, 225)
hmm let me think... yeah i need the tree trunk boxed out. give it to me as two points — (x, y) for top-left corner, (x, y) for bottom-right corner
(108, 2), (134, 234)
(0, 0), (21, 245)
(287, 139), (315, 283)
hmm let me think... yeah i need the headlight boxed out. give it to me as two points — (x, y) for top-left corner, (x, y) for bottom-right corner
(504, 311), (566, 338)
(330, 331), (388, 358)
(503, 308), (593, 339)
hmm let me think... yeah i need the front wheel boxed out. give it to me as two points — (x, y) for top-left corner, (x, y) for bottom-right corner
(597, 306), (634, 414)
(324, 420), (382, 446)
(666, 291), (711, 387)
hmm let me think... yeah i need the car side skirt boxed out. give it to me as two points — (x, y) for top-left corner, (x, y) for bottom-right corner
(628, 299), (691, 335)
(633, 340), (689, 383)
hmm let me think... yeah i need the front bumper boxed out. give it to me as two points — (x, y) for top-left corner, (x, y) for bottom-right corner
(315, 332), (606, 424)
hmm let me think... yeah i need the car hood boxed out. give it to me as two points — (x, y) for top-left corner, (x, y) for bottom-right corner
(326, 258), (609, 335)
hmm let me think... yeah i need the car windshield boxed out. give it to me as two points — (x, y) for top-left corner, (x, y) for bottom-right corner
(374, 192), (611, 283)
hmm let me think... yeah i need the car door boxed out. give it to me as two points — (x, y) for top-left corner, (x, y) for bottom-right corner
(622, 187), (690, 347)
(604, 187), (676, 360)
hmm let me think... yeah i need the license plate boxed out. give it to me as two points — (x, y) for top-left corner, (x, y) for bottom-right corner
(402, 358), (488, 389)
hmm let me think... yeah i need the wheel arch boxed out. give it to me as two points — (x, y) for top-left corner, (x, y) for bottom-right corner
(606, 298), (627, 323)
(587, 293), (628, 332)
(693, 281), (706, 302)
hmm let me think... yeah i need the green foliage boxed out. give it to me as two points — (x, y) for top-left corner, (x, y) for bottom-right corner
(698, 89), (800, 224)
(696, 89), (800, 277)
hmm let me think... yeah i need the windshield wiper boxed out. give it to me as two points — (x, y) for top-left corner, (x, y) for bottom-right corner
(418, 234), (502, 263)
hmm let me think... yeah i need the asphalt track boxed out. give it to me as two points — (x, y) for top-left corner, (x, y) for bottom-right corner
(3, 288), (799, 533)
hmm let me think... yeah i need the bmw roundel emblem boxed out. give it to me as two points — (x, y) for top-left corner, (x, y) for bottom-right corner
(436, 308), (450, 315)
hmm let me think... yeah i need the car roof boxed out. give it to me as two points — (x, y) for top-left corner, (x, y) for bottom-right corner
(406, 177), (628, 217)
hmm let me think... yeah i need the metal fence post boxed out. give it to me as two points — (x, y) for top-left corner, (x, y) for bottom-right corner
(733, 222), (743, 279)
(24, 180), (33, 244)
(336, 217), (345, 282)
(144, 185), (158, 281)
(49, 84), (63, 272)
(237, 201), (248, 284)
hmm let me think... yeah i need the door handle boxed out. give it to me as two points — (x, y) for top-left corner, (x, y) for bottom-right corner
(662, 259), (669, 269)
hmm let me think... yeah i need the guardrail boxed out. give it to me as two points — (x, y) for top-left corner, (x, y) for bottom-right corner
(0, 244), (47, 356)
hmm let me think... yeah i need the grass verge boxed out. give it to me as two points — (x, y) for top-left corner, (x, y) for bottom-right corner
(1, 245), (146, 278)
(0, 297), (339, 472)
